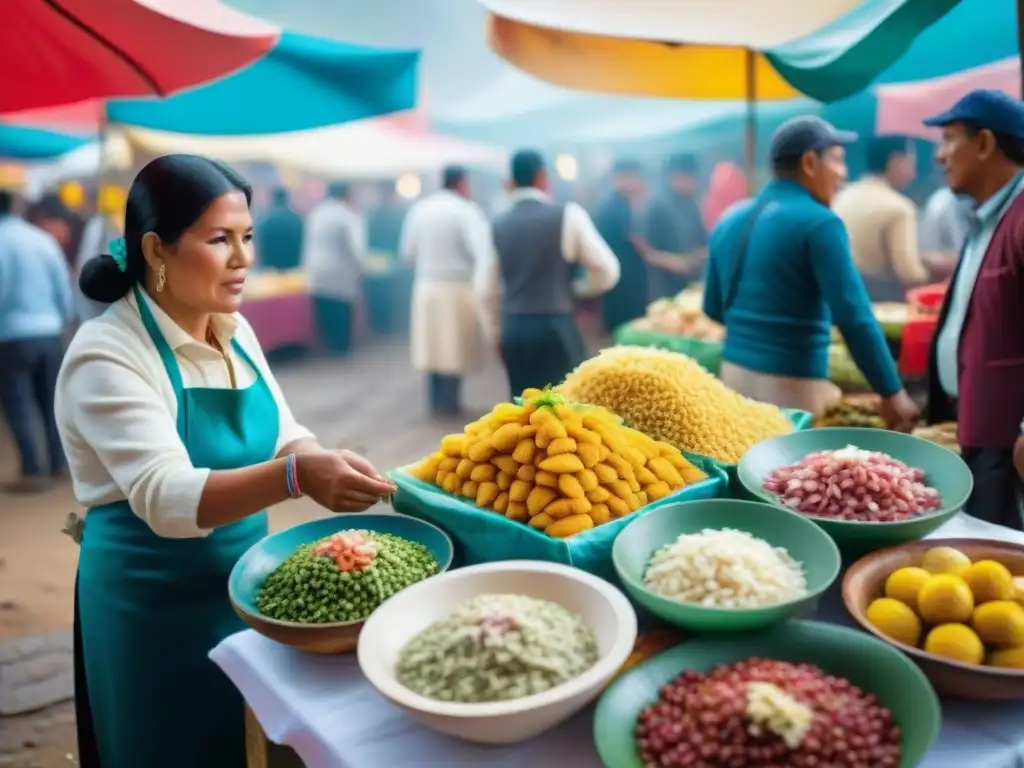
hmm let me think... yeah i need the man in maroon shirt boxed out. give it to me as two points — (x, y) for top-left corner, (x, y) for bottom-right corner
(923, 90), (1024, 530)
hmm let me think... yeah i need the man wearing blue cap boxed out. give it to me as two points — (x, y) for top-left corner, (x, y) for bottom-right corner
(703, 115), (917, 427)
(922, 89), (1024, 530)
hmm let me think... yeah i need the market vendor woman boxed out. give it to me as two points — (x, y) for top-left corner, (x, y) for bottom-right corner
(56, 154), (396, 768)
(703, 115), (919, 428)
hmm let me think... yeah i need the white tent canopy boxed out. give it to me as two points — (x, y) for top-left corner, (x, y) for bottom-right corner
(121, 121), (506, 178)
(26, 120), (507, 184)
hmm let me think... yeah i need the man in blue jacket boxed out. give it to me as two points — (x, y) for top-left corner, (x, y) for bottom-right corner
(703, 116), (918, 428)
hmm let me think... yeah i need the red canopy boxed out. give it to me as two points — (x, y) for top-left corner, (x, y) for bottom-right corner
(1, 0), (280, 114)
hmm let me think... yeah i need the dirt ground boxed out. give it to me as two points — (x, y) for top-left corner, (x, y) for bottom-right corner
(0, 332), (558, 767)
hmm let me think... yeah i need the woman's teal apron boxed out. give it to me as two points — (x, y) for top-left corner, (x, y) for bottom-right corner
(75, 286), (279, 767)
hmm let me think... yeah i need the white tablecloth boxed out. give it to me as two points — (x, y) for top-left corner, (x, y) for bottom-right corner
(212, 514), (1024, 768)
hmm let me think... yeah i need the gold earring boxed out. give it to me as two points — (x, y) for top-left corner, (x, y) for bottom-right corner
(156, 264), (166, 293)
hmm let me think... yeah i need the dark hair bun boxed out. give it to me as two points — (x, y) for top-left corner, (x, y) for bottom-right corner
(79, 254), (135, 303)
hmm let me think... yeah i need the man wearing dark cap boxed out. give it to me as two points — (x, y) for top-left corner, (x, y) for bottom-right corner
(480, 150), (620, 396)
(594, 159), (650, 332)
(832, 136), (930, 301)
(703, 115), (917, 426)
(639, 153), (708, 300)
(922, 89), (1024, 530)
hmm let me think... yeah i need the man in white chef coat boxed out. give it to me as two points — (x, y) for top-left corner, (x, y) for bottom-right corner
(400, 166), (494, 416)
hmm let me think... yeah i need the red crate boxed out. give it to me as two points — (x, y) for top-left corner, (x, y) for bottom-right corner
(907, 282), (948, 315)
(900, 316), (938, 378)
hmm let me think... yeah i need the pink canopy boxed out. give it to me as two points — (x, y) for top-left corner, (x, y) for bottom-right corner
(1, 0), (279, 114)
(875, 58), (1019, 141)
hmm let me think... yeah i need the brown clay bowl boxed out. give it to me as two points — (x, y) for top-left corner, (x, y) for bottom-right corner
(843, 537), (1024, 699)
(228, 512), (454, 654)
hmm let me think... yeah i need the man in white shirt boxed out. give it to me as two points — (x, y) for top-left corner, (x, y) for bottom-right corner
(832, 136), (930, 301)
(919, 185), (972, 277)
(301, 182), (365, 355)
(400, 166), (492, 416)
(479, 150), (620, 397)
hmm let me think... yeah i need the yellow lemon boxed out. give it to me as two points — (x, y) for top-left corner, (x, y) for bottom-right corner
(917, 574), (975, 625)
(920, 546), (971, 575)
(971, 600), (1024, 648)
(924, 624), (985, 665)
(987, 647), (1024, 670)
(1011, 576), (1024, 606)
(884, 566), (932, 608)
(866, 598), (922, 647)
(962, 560), (1014, 604)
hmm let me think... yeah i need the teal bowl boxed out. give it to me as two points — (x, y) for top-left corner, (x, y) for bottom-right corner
(594, 620), (940, 768)
(738, 427), (973, 556)
(612, 499), (841, 632)
(229, 512), (453, 654)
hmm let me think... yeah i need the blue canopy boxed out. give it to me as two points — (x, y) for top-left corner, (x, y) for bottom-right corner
(106, 32), (418, 135)
(0, 124), (91, 160)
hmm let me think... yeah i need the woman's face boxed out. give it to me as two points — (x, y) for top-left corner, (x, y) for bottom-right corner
(156, 190), (254, 315)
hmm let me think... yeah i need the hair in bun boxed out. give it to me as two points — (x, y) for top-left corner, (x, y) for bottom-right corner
(78, 154), (251, 304)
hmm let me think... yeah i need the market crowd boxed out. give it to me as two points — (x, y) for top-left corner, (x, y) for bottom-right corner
(0, 89), (1022, 536)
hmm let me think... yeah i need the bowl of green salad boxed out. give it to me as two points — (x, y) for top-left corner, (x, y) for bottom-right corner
(356, 560), (638, 744)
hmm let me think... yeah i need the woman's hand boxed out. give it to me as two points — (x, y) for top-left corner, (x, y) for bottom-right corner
(297, 450), (396, 513)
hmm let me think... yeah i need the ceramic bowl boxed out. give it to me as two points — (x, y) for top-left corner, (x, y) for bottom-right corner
(737, 427), (973, 555)
(228, 512), (453, 654)
(357, 560), (638, 744)
(594, 620), (940, 768)
(844, 537), (1024, 699)
(612, 499), (841, 632)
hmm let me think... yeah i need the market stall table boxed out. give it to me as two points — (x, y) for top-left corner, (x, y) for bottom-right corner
(242, 272), (315, 354)
(215, 512), (1024, 768)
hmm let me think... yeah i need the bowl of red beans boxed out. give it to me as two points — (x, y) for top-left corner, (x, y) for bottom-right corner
(593, 620), (940, 768)
(737, 428), (973, 554)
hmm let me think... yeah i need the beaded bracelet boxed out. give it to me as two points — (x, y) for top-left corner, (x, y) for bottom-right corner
(285, 453), (302, 499)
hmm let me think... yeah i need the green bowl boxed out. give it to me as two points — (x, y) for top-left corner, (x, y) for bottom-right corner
(612, 499), (841, 632)
(593, 620), (940, 768)
(738, 427), (973, 555)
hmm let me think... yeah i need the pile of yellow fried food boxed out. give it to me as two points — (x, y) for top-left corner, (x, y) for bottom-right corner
(408, 389), (707, 539)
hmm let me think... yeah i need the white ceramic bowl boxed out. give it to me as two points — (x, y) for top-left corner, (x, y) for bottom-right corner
(357, 560), (638, 744)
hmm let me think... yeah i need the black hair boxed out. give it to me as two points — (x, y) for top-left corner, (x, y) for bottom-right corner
(510, 150), (545, 188)
(665, 153), (698, 176)
(0, 191), (13, 215)
(327, 181), (350, 199)
(442, 165), (468, 190)
(865, 136), (911, 174)
(79, 154), (251, 304)
(963, 124), (1024, 166)
(271, 187), (290, 205)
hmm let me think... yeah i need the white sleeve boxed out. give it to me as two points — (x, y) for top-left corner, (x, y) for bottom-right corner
(234, 315), (315, 454)
(60, 343), (213, 539)
(561, 201), (620, 297)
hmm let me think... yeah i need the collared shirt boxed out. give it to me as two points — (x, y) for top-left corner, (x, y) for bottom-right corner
(936, 172), (1024, 396)
(0, 215), (73, 341)
(54, 288), (313, 539)
(832, 176), (929, 286)
(301, 198), (366, 300)
(476, 187), (620, 340)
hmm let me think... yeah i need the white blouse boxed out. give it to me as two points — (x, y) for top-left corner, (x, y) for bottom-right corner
(55, 289), (314, 539)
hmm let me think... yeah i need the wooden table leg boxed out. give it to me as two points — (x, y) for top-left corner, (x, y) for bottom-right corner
(245, 705), (270, 768)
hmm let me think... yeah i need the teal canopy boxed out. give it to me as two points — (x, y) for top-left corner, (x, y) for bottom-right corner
(0, 124), (90, 160)
(106, 32), (418, 135)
